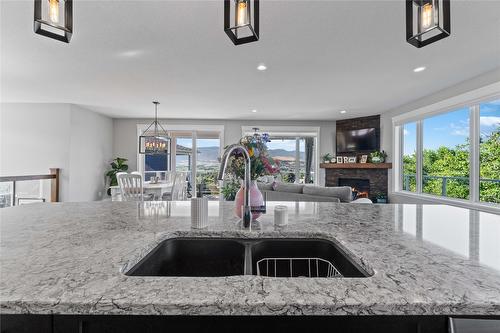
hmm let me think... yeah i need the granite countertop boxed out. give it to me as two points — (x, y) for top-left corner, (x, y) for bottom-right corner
(1, 201), (499, 316)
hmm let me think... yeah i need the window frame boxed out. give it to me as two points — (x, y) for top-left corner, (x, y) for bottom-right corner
(241, 126), (320, 185)
(137, 124), (224, 198)
(392, 82), (500, 213)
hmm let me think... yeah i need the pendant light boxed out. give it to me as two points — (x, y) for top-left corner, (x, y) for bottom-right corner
(34, 0), (73, 43)
(406, 0), (450, 48)
(139, 102), (171, 155)
(224, 0), (259, 45)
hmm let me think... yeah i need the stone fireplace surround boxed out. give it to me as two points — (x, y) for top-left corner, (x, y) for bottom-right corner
(325, 167), (389, 201)
(323, 114), (390, 201)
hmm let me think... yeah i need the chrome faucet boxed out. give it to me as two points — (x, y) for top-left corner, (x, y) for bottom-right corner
(218, 144), (252, 228)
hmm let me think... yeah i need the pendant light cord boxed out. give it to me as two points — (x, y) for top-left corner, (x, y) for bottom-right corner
(153, 101), (160, 136)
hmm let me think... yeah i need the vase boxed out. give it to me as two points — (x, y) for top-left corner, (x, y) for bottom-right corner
(234, 180), (264, 220)
(371, 156), (384, 163)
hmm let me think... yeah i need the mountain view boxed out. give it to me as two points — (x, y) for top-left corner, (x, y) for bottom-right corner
(196, 146), (305, 162)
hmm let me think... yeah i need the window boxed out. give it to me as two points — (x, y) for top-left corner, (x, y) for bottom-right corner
(402, 122), (417, 192)
(479, 99), (500, 204)
(196, 136), (221, 198)
(422, 108), (470, 199)
(144, 155), (168, 181)
(241, 127), (319, 185)
(267, 137), (298, 183)
(397, 95), (500, 207)
(175, 137), (193, 172)
(266, 136), (316, 184)
(138, 125), (223, 199)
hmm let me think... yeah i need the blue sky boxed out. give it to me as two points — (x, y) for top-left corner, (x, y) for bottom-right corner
(176, 138), (219, 148)
(178, 137), (303, 151)
(267, 138), (305, 152)
(404, 100), (500, 154)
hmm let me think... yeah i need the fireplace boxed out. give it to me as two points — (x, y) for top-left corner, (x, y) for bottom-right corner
(338, 178), (370, 200)
(321, 162), (391, 202)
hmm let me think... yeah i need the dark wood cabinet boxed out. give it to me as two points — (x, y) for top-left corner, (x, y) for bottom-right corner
(2, 314), (499, 333)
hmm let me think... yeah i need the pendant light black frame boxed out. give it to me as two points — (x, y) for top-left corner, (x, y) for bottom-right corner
(224, 0), (259, 45)
(406, 0), (450, 48)
(139, 102), (171, 156)
(34, 0), (73, 43)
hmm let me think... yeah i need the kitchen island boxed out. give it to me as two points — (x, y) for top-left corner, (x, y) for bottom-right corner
(1, 201), (499, 332)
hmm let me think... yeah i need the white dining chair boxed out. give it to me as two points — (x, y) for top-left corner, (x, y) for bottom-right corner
(173, 171), (188, 200)
(162, 172), (188, 201)
(117, 172), (151, 202)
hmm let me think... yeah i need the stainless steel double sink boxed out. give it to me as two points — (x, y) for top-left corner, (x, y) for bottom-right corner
(125, 238), (371, 278)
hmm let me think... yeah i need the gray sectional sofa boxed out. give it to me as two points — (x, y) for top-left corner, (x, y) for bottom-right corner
(257, 182), (359, 203)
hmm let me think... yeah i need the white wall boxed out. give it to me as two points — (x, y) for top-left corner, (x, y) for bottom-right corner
(0, 103), (113, 202)
(68, 105), (114, 201)
(113, 118), (336, 185)
(380, 68), (500, 203)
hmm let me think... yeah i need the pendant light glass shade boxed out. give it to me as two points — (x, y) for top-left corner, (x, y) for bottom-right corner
(406, 0), (450, 48)
(34, 0), (73, 43)
(224, 0), (259, 45)
(139, 102), (171, 155)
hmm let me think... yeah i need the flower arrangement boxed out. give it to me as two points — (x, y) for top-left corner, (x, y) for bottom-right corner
(226, 133), (280, 180)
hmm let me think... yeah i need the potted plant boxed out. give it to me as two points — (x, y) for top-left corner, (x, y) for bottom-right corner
(321, 153), (333, 163)
(374, 192), (388, 204)
(105, 157), (128, 195)
(369, 150), (387, 163)
(221, 178), (240, 201)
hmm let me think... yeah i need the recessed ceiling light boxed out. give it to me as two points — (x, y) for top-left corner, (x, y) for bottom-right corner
(117, 50), (144, 58)
(251, 109), (257, 113)
(413, 66), (426, 73)
(257, 64), (267, 71)
(340, 110), (347, 114)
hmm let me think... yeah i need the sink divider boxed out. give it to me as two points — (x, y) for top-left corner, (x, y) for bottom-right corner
(243, 242), (253, 276)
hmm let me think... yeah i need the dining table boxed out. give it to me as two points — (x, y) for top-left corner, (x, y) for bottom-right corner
(110, 181), (174, 201)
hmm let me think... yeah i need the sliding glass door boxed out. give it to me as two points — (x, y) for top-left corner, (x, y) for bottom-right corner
(260, 135), (316, 184)
(140, 128), (222, 199)
(196, 133), (221, 198)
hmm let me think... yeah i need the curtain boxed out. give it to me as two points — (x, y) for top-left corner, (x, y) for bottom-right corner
(304, 137), (314, 184)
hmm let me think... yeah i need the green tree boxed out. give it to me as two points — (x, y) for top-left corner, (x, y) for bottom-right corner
(402, 128), (499, 203)
(479, 129), (500, 203)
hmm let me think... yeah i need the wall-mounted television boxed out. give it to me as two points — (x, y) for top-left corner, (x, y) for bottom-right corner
(336, 128), (377, 153)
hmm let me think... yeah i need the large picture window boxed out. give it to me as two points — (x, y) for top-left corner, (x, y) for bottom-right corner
(402, 122), (417, 192)
(479, 99), (500, 204)
(397, 96), (500, 207)
(422, 108), (470, 200)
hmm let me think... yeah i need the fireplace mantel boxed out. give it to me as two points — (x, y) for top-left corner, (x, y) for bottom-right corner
(320, 163), (392, 169)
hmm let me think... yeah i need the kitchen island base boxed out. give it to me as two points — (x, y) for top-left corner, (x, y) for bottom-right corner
(2, 314), (499, 333)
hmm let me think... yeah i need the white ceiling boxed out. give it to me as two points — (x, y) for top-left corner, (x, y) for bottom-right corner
(1, 0), (499, 120)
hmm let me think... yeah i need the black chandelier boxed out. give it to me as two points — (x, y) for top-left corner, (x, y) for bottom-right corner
(224, 0), (259, 45)
(34, 0), (73, 43)
(139, 102), (171, 155)
(406, 0), (450, 48)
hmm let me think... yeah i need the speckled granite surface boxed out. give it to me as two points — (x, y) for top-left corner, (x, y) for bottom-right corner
(1, 201), (499, 316)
